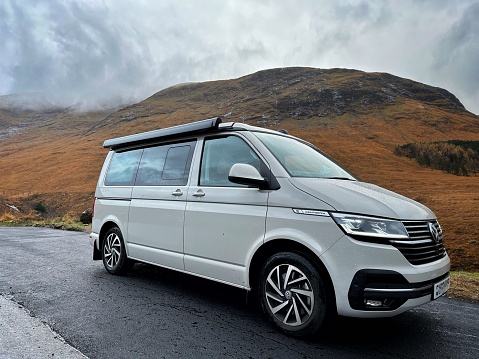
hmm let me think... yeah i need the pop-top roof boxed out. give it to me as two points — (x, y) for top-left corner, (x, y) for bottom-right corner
(103, 117), (222, 150)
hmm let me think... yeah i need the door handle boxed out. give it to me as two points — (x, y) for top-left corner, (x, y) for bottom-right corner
(192, 189), (205, 197)
(172, 189), (183, 196)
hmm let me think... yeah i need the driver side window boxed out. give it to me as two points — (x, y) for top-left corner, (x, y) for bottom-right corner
(200, 136), (260, 187)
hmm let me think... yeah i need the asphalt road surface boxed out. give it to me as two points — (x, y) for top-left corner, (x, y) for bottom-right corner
(0, 227), (478, 359)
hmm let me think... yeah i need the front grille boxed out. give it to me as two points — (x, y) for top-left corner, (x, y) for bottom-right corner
(390, 220), (447, 265)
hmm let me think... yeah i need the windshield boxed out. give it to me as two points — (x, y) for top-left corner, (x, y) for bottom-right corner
(254, 132), (355, 180)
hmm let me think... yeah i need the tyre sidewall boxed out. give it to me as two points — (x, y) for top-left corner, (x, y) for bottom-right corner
(259, 252), (327, 338)
(102, 227), (130, 275)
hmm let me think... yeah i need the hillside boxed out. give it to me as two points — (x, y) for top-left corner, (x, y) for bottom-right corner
(1, 67), (478, 270)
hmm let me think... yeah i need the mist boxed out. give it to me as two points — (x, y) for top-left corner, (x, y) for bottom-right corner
(0, 0), (478, 114)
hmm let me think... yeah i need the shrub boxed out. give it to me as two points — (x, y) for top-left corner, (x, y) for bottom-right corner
(395, 141), (479, 176)
(33, 201), (47, 214)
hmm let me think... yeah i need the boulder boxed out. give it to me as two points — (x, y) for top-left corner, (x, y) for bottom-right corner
(80, 209), (93, 224)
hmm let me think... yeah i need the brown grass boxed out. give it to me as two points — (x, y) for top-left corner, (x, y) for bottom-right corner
(448, 272), (479, 302)
(1, 68), (478, 273)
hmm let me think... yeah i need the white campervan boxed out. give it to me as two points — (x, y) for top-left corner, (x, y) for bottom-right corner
(90, 118), (450, 337)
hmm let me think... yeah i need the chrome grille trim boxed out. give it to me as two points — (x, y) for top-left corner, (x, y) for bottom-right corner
(390, 239), (432, 245)
(392, 220), (447, 265)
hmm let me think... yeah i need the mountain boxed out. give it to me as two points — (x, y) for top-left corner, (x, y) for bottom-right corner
(0, 67), (478, 270)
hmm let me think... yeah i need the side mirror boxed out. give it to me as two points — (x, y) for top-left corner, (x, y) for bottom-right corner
(228, 163), (269, 189)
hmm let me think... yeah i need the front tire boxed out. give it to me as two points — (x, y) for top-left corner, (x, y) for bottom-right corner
(259, 252), (329, 337)
(102, 227), (133, 275)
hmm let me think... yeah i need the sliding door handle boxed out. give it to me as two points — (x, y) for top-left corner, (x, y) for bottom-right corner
(192, 189), (205, 197)
(172, 189), (183, 197)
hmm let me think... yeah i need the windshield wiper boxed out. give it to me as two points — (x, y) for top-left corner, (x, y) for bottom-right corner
(325, 177), (355, 181)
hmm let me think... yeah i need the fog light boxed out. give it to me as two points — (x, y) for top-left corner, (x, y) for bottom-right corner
(365, 299), (384, 307)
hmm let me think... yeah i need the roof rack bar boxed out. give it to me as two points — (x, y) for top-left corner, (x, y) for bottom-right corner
(103, 117), (222, 149)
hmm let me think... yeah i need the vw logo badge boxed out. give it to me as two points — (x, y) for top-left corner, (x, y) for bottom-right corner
(428, 223), (440, 243)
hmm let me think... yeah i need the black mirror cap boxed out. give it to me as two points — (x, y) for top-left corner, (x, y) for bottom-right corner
(228, 163), (280, 191)
(228, 174), (270, 190)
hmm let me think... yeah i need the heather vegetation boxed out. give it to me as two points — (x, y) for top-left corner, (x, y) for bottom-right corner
(1, 67), (479, 275)
(395, 141), (479, 176)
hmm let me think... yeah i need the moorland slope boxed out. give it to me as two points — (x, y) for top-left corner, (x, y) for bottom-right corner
(1, 67), (478, 270)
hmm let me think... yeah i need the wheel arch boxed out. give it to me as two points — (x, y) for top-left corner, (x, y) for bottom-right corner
(94, 220), (121, 260)
(249, 238), (337, 314)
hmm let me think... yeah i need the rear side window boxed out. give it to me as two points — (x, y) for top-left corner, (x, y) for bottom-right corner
(162, 145), (192, 181)
(104, 149), (142, 186)
(136, 141), (196, 186)
(104, 141), (196, 187)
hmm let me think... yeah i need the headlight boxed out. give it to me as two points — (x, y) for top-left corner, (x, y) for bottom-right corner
(331, 213), (409, 242)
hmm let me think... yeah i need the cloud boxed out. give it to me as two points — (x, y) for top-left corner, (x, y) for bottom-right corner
(0, 0), (477, 114)
(0, 0), (157, 109)
(432, 2), (479, 109)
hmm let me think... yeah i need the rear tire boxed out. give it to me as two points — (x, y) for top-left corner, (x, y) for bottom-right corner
(259, 252), (329, 337)
(102, 227), (133, 275)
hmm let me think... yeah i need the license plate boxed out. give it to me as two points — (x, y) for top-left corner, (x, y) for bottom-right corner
(433, 275), (450, 300)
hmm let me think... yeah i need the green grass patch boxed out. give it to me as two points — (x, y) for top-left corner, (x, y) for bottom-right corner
(0, 219), (89, 232)
(451, 271), (479, 280)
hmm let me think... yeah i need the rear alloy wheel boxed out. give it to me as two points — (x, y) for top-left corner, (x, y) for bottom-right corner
(259, 252), (329, 337)
(102, 227), (133, 275)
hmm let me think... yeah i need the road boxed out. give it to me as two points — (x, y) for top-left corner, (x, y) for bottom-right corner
(0, 227), (478, 359)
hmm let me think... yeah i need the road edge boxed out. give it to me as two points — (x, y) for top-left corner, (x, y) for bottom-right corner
(0, 294), (88, 359)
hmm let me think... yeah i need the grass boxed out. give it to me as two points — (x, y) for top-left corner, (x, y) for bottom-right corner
(0, 192), (94, 232)
(446, 271), (479, 303)
(0, 218), (89, 232)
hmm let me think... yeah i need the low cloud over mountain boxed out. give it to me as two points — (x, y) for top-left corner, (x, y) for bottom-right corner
(0, 1), (478, 113)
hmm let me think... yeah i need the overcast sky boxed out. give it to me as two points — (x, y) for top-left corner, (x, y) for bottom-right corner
(1, 0), (478, 114)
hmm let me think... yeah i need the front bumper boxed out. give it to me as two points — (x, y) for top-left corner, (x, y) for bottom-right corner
(348, 269), (450, 311)
(320, 234), (451, 317)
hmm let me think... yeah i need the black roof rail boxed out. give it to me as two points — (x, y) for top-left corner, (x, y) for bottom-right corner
(103, 117), (222, 150)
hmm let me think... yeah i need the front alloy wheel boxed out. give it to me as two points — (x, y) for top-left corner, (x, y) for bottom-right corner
(265, 263), (315, 326)
(260, 252), (329, 337)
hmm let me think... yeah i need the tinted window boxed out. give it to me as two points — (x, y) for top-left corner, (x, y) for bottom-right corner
(162, 145), (192, 180)
(104, 149), (142, 186)
(136, 141), (195, 186)
(200, 136), (260, 187)
(135, 146), (167, 186)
